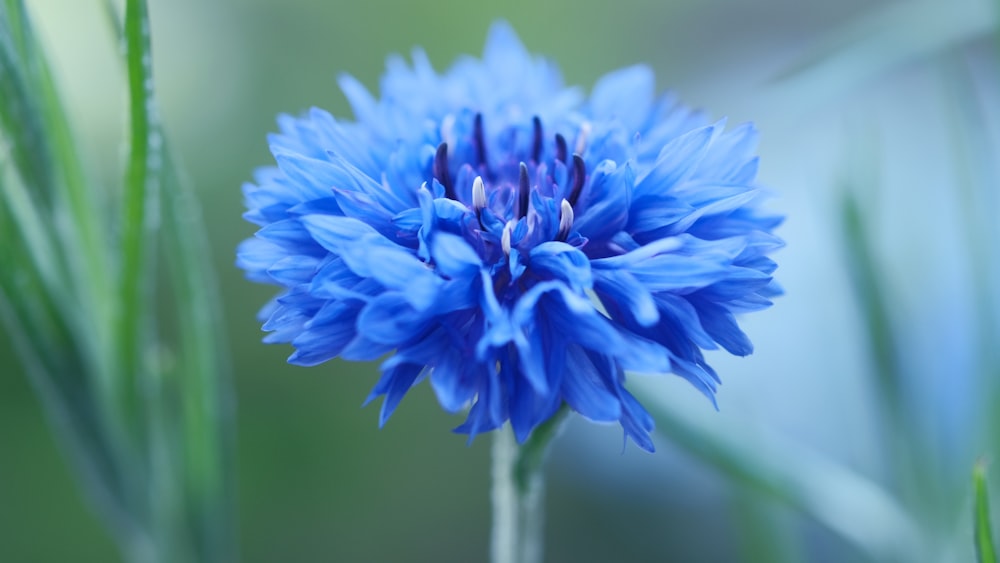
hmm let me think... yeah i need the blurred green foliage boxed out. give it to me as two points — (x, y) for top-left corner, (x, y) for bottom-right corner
(0, 0), (234, 561)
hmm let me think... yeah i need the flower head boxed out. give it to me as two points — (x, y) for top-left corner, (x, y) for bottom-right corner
(237, 22), (782, 451)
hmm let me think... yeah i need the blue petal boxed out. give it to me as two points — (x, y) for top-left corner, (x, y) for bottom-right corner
(516, 282), (669, 373)
(267, 255), (321, 286)
(527, 242), (592, 293)
(618, 387), (656, 452)
(326, 152), (412, 214)
(626, 196), (694, 237)
(453, 353), (505, 439)
(654, 293), (717, 351)
(309, 258), (365, 300)
(590, 65), (655, 133)
(392, 207), (423, 237)
(302, 215), (441, 310)
(288, 301), (360, 366)
(560, 345), (621, 422)
(509, 376), (561, 444)
(357, 292), (432, 345)
(372, 363), (424, 427)
(287, 197), (342, 217)
(690, 296), (753, 356)
(592, 268), (659, 327)
(261, 286), (322, 343)
(512, 305), (568, 396)
(573, 160), (634, 242)
(260, 304), (310, 344)
(300, 215), (378, 252)
(338, 73), (382, 133)
(237, 237), (287, 284)
(429, 349), (480, 413)
(635, 122), (720, 197)
(671, 356), (721, 407)
(694, 268), (773, 301)
(429, 232), (482, 279)
(256, 219), (325, 255)
(340, 333), (396, 362)
(483, 21), (532, 82)
(694, 122), (759, 182)
(594, 238), (739, 293)
(273, 152), (343, 197)
(307, 107), (381, 177)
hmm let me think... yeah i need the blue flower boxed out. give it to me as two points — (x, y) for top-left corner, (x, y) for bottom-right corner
(237, 21), (782, 451)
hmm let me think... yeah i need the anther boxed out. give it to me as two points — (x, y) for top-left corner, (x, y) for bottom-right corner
(568, 154), (585, 207)
(554, 133), (567, 163)
(473, 113), (488, 168)
(531, 116), (542, 163)
(574, 121), (592, 155)
(472, 176), (487, 211)
(518, 162), (530, 219)
(501, 221), (514, 256)
(434, 142), (456, 200)
(557, 199), (574, 241)
(473, 175), (487, 230)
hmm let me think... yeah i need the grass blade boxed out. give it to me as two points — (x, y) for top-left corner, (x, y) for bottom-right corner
(159, 145), (237, 561)
(117, 0), (160, 426)
(975, 461), (998, 563)
(0, 7), (55, 199)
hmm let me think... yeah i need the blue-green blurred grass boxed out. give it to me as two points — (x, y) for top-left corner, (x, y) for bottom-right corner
(3, 0), (998, 561)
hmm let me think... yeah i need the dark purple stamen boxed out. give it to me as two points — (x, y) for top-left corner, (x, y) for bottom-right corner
(568, 154), (585, 207)
(473, 113), (488, 168)
(554, 133), (567, 164)
(518, 162), (530, 219)
(531, 116), (542, 163)
(434, 142), (456, 200)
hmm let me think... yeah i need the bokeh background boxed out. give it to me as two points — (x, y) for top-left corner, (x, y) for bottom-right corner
(2, 0), (999, 561)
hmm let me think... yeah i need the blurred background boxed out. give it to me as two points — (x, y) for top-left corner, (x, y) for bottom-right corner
(1, 0), (998, 561)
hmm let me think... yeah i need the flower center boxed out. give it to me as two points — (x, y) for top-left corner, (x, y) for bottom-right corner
(430, 113), (587, 250)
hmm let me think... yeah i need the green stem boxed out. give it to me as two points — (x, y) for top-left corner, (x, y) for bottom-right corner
(490, 407), (568, 563)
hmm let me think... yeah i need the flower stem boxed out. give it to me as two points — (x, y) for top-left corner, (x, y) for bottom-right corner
(490, 406), (568, 563)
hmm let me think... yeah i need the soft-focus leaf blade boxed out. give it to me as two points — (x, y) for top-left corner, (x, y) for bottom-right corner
(159, 144), (236, 561)
(0, 6), (55, 198)
(975, 461), (998, 563)
(840, 188), (904, 419)
(115, 0), (160, 428)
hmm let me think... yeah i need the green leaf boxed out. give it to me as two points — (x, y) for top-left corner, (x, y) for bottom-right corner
(975, 461), (997, 563)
